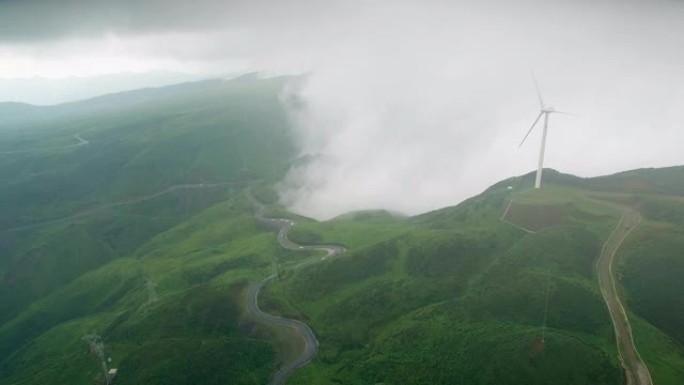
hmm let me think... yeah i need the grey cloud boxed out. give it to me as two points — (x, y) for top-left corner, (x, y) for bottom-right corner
(274, 0), (684, 219)
(2, 0), (684, 220)
(0, 0), (354, 43)
(0, 0), (217, 41)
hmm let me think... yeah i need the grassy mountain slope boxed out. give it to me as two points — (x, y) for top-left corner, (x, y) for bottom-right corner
(0, 75), (296, 384)
(261, 180), (620, 384)
(1, 195), (282, 385)
(600, 171), (684, 384)
(0, 74), (295, 320)
(260, 170), (684, 385)
(2, 73), (684, 385)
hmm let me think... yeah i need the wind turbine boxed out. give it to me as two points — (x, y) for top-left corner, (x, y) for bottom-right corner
(519, 73), (572, 189)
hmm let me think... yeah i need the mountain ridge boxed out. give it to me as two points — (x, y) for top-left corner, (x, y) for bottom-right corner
(0, 75), (682, 385)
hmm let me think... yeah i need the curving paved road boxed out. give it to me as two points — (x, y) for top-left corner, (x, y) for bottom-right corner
(594, 199), (652, 385)
(244, 187), (345, 385)
(246, 277), (318, 385)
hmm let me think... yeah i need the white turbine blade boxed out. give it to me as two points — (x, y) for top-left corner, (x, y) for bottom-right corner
(518, 111), (544, 148)
(552, 110), (580, 117)
(531, 70), (545, 108)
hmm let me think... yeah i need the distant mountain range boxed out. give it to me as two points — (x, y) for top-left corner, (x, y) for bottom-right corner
(0, 76), (260, 130)
(0, 71), (213, 106)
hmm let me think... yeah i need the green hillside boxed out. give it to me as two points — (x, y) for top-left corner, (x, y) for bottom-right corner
(2, 75), (684, 385)
(262, 181), (619, 384)
(0, 75), (296, 384)
(263, 170), (684, 385)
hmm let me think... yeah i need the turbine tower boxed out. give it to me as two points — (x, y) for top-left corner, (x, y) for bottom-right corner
(519, 73), (571, 189)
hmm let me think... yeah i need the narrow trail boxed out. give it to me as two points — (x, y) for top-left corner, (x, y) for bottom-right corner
(594, 200), (653, 385)
(0, 133), (89, 154)
(2, 181), (247, 232)
(1, 131), (252, 233)
(540, 277), (551, 343)
(244, 187), (345, 385)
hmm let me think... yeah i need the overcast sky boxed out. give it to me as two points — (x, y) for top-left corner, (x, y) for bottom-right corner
(2, 0), (683, 219)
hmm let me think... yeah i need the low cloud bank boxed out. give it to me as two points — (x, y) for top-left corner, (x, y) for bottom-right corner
(276, 1), (684, 220)
(1, 0), (682, 219)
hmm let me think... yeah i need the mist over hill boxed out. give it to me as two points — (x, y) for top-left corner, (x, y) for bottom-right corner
(2, 0), (684, 383)
(0, 77), (683, 385)
(4, 0), (684, 222)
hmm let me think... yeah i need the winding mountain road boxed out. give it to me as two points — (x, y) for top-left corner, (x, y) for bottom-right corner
(594, 200), (653, 385)
(244, 187), (345, 385)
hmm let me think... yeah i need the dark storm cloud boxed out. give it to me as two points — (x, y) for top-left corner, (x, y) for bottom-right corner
(0, 0), (217, 41)
(0, 0), (352, 43)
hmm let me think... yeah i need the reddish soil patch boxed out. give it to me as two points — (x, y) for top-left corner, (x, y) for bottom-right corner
(529, 336), (546, 356)
(505, 203), (566, 231)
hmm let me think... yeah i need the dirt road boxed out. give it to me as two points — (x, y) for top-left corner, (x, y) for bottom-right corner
(595, 202), (652, 385)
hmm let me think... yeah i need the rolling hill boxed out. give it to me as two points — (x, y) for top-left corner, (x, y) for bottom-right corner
(261, 168), (684, 385)
(0, 75), (296, 384)
(1, 76), (683, 385)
